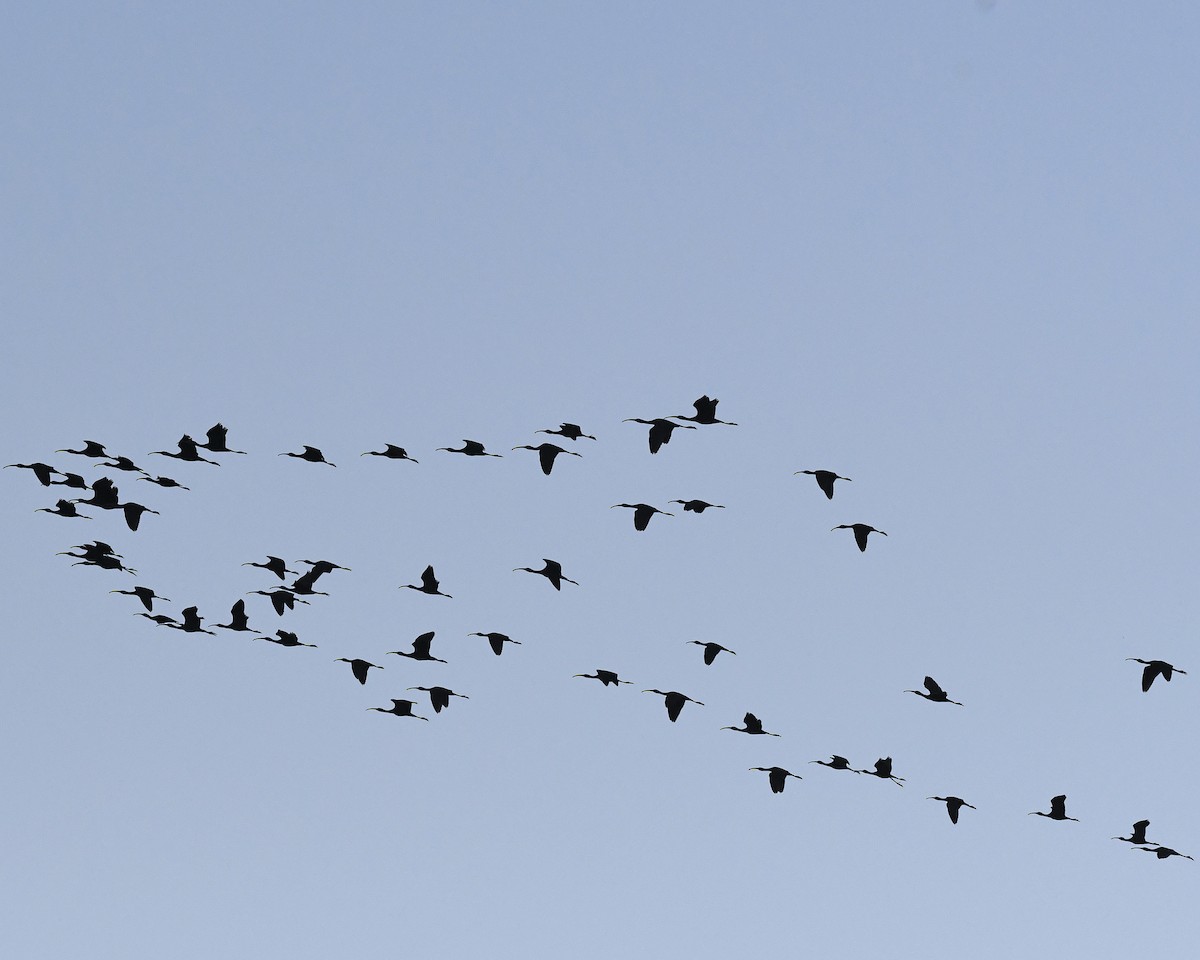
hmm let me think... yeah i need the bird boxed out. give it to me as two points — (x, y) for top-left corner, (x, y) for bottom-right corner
(150, 435), (219, 465)
(388, 631), (447, 663)
(243, 556), (296, 581)
(514, 559), (578, 590)
(297, 559), (351, 574)
(536, 423), (596, 441)
(1029, 795), (1078, 821)
(65, 540), (122, 560)
(928, 796), (977, 824)
(859, 757), (905, 786)
(368, 699), (428, 721)
(288, 569), (329, 596)
(248, 588), (310, 617)
(51, 471), (90, 489)
(256, 630), (316, 648)
(99, 456), (146, 474)
(36, 499), (91, 519)
(832, 523), (887, 552)
(172, 607), (215, 635)
(1126, 658), (1186, 692)
(512, 443), (582, 475)
(1113, 820), (1153, 845)
(669, 499), (725, 513)
(1133, 846), (1194, 861)
(437, 440), (501, 457)
(749, 767), (801, 794)
(214, 599), (255, 632)
(905, 676), (963, 705)
(623, 418), (695, 454)
(671, 395), (737, 425)
(55, 440), (109, 458)
(279, 446), (335, 466)
(361, 444), (418, 462)
(574, 669), (632, 687)
(687, 640), (736, 665)
(795, 469), (851, 500)
(110, 586), (170, 612)
(121, 502), (159, 532)
(138, 475), (189, 490)
(401, 565), (451, 597)
(722, 712), (781, 736)
(470, 632), (522, 656)
(5, 463), (61, 486)
(62, 550), (136, 574)
(137, 613), (178, 626)
(810, 755), (858, 772)
(198, 423), (246, 454)
(643, 689), (704, 722)
(611, 503), (673, 531)
(72, 477), (121, 510)
(336, 658), (383, 685)
(408, 686), (469, 713)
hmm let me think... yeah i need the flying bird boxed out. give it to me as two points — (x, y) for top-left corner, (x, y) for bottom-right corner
(243, 556), (296, 581)
(470, 632), (522, 656)
(150, 435), (219, 465)
(672, 395), (737, 426)
(513, 559), (578, 590)
(574, 669), (632, 687)
(722, 712), (780, 736)
(536, 423), (596, 441)
(611, 503), (673, 531)
(408, 686), (469, 713)
(198, 423), (246, 454)
(279, 446), (335, 467)
(109, 586), (170, 612)
(214, 599), (255, 632)
(99, 456), (146, 474)
(56, 440), (109, 458)
(361, 444), (418, 462)
(1126, 658), (1186, 692)
(336, 658), (383, 684)
(795, 469), (851, 500)
(623, 418), (695, 454)
(810, 756), (858, 772)
(72, 477), (121, 510)
(388, 631), (447, 663)
(51, 471), (90, 489)
(749, 767), (801, 794)
(832, 523), (887, 552)
(928, 796), (977, 824)
(687, 641), (736, 665)
(368, 699), (428, 721)
(643, 689), (704, 722)
(401, 565), (451, 597)
(121, 502), (159, 532)
(172, 607), (215, 635)
(1133, 846), (1193, 861)
(859, 757), (905, 786)
(1113, 820), (1153, 845)
(1029, 795), (1078, 821)
(256, 630), (316, 648)
(437, 440), (502, 457)
(512, 443), (581, 475)
(5, 463), (61, 486)
(905, 676), (963, 705)
(670, 499), (724, 513)
(36, 499), (91, 519)
(247, 588), (310, 617)
(139, 475), (189, 490)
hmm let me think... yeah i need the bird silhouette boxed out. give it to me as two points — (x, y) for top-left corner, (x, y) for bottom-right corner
(362, 444), (418, 462)
(401, 565), (451, 597)
(388, 631), (447, 663)
(137, 613), (178, 626)
(574, 669), (632, 687)
(5, 463), (61, 486)
(859, 757), (905, 786)
(1029, 795), (1078, 821)
(513, 559), (578, 590)
(437, 440), (501, 457)
(288, 569), (330, 597)
(110, 586), (170, 612)
(749, 767), (801, 794)
(150, 436), (219, 465)
(36, 499), (91, 519)
(51, 471), (89, 489)
(72, 477), (121, 510)
(99, 456), (146, 474)
(56, 440), (109, 458)
(928, 796), (976, 824)
(198, 423), (246, 454)
(537, 423), (596, 441)
(795, 469), (851, 500)
(623, 418), (695, 454)
(279, 446), (335, 467)
(810, 755), (858, 772)
(470, 632), (522, 656)
(643, 689), (704, 722)
(672, 395), (737, 425)
(248, 588), (310, 617)
(336, 658), (383, 684)
(121, 502), (159, 532)
(906, 676), (963, 705)
(297, 559), (351, 574)
(669, 499), (725, 514)
(172, 607), (215, 635)
(832, 523), (887, 552)
(687, 641), (736, 665)
(1134, 846), (1193, 861)
(1126, 658), (1186, 692)
(243, 556), (297, 581)
(61, 549), (136, 574)
(256, 630), (316, 648)
(722, 712), (780, 736)
(138, 475), (189, 490)
(611, 503), (673, 531)
(512, 443), (582, 475)
(1113, 820), (1153, 845)
(214, 599), (255, 632)
(368, 699), (428, 721)
(408, 686), (469, 713)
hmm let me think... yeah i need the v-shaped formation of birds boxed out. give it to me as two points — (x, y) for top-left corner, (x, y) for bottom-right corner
(8, 398), (1192, 863)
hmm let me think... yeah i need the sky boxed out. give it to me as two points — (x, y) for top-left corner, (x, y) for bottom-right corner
(3, 3), (1199, 957)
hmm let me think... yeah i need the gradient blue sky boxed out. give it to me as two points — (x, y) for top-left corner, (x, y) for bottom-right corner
(3, 3), (1198, 957)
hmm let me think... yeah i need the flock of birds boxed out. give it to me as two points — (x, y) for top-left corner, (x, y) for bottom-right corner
(8, 396), (1192, 863)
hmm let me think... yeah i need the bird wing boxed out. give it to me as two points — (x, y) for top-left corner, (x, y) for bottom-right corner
(742, 712), (763, 733)
(923, 676), (946, 698)
(420, 566), (438, 590)
(1050, 795), (1067, 817)
(703, 644), (718, 665)
(1142, 663), (1158, 692)
(538, 445), (557, 475)
(206, 423), (227, 447)
(412, 632), (436, 656)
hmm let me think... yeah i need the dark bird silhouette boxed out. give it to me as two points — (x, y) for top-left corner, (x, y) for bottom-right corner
(512, 443), (582, 475)
(611, 503), (673, 531)
(401, 565), (451, 597)
(67, 540), (121, 560)
(906, 676), (963, 705)
(288, 569), (330, 596)
(687, 640), (735, 665)
(437, 439), (502, 457)
(623, 418), (696, 454)
(929, 796), (977, 824)
(5, 463), (61, 486)
(51, 471), (89, 489)
(361, 444), (418, 462)
(1126, 658), (1186, 692)
(470, 632), (522, 656)
(1134, 846), (1194, 861)
(110, 586), (170, 612)
(514, 559), (578, 590)
(214, 599), (255, 632)
(279, 446), (335, 467)
(1029, 795), (1078, 821)
(832, 523), (887, 552)
(139, 475), (189, 490)
(298, 559), (351, 574)
(749, 767), (801, 794)
(574, 669), (632, 687)
(73, 477), (121, 510)
(99, 456), (146, 474)
(150, 435), (219, 465)
(61, 549), (136, 574)
(795, 469), (851, 500)
(256, 630), (316, 648)
(336, 658), (383, 684)
(248, 588), (310, 617)
(137, 613), (178, 626)
(670, 499), (725, 513)
(368, 699), (428, 721)
(810, 755), (858, 772)
(121, 502), (159, 532)
(408, 686), (469, 713)
(173, 606), (215, 635)
(722, 712), (781, 736)
(198, 423), (246, 454)
(859, 757), (905, 786)
(36, 499), (91, 519)
(1113, 820), (1153, 846)
(243, 556), (296, 581)
(537, 423), (596, 441)
(672, 395), (737, 426)
(56, 440), (109, 458)
(643, 689), (704, 722)
(388, 631), (447, 663)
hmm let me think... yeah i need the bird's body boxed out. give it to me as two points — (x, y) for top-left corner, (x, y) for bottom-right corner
(99, 456), (146, 474)
(722, 712), (780, 736)
(243, 556), (296, 581)
(688, 640), (735, 665)
(388, 631), (447, 663)
(470, 632), (521, 656)
(612, 503), (673, 531)
(673, 395), (737, 426)
(368, 699), (428, 721)
(859, 757), (905, 785)
(514, 559), (577, 590)
(214, 599), (254, 632)
(623, 418), (695, 454)
(1029, 794), (1078, 821)
(749, 767), (801, 794)
(139, 475), (189, 490)
(257, 630), (315, 648)
(1126, 658), (1186, 692)
(199, 423), (246, 454)
(810, 755), (857, 772)
(832, 523), (887, 552)
(401, 565), (451, 597)
(1113, 820), (1153, 845)
(336, 658), (383, 684)
(512, 443), (581, 475)
(928, 796), (976, 824)
(906, 676), (963, 705)
(6, 463), (61, 486)
(643, 689), (704, 722)
(438, 440), (501, 457)
(56, 441), (108, 458)
(173, 606), (215, 635)
(362, 444), (418, 462)
(408, 686), (469, 713)
(537, 423), (595, 441)
(36, 499), (90, 519)
(574, 669), (632, 687)
(110, 586), (170, 612)
(73, 477), (121, 510)
(51, 471), (89, 489)
(279, 446), (335, 466)
(670, 499), (724, 513)
(796, 469), (851, 500)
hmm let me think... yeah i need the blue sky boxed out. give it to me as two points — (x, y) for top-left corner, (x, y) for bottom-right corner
(3, 3), (1198, 957)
